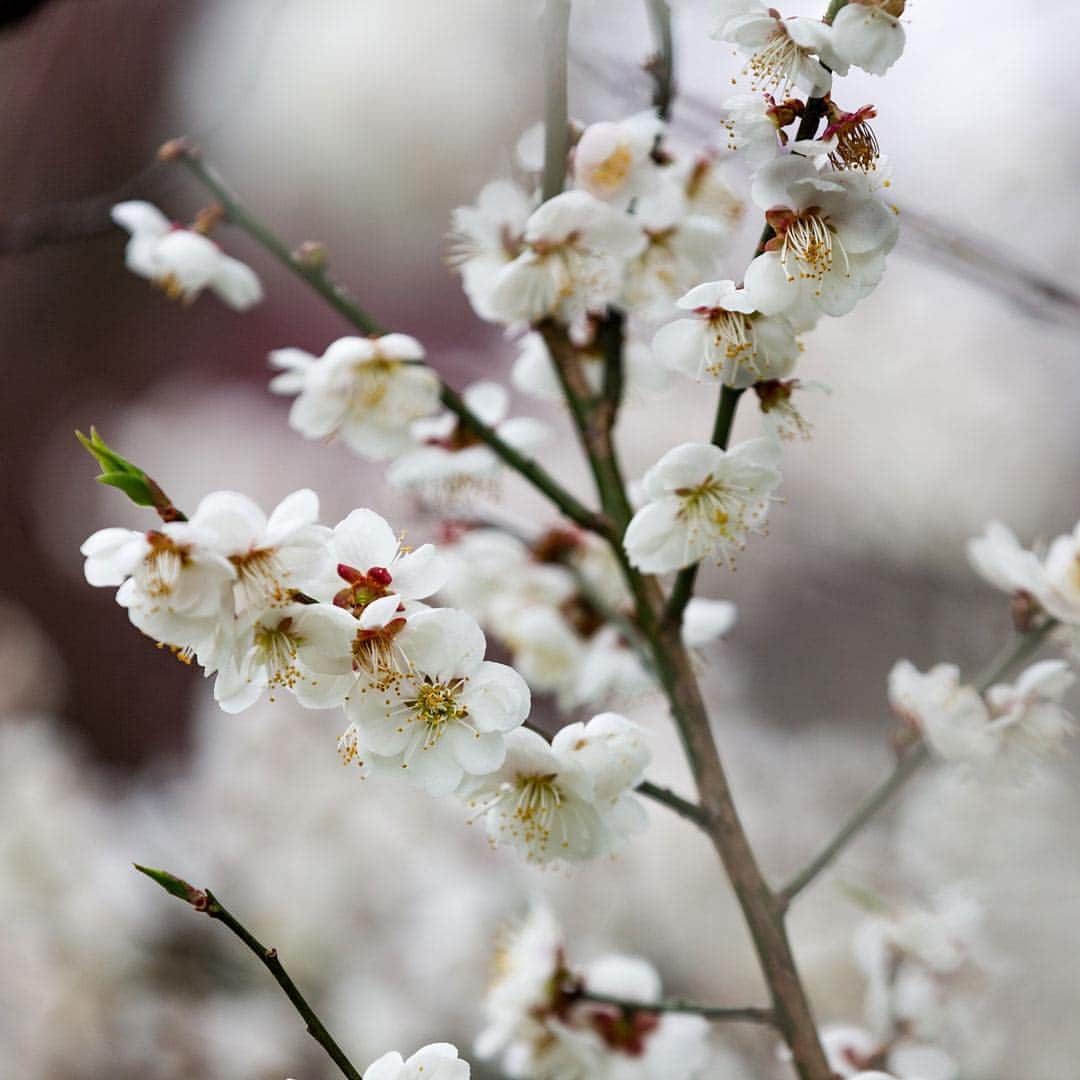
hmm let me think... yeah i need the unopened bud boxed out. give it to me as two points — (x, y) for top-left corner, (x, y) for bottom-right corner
(157, 136), (198, 163)
(134, 864), (208, 909)
(294, 241), (328, 270)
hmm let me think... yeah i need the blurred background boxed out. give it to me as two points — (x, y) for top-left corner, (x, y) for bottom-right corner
(2, 1), (1079, 1077)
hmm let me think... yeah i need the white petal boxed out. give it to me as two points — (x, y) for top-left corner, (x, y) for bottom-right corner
(210, 255), (264, 310)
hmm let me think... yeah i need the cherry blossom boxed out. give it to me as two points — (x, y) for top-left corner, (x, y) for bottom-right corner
(269, 334), (441, 460)
(363, 1043), (470, 1080)
(448, 180), (536, 322)
(572, 111), (665, 206)
(624, 438), (783, 573)
(831, 0), (907, 77)
(652, 279), (799, 388)
(744, 156), (898, 318)
(487, 191), (646, 326)
(712, 2), (844, 97)
(341, 608), (530, 796)
(111, 201), (263, 309)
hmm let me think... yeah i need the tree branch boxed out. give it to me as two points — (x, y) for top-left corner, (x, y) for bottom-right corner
(644, 0), (675, 121)
(134, 866), (363, 1080)
(542, 0), (573, 202)
(576, 988), (773, 1025)
(162, 141), (609, 539)
(636, 779), (706, 826)
(777, 623), (1056, 907)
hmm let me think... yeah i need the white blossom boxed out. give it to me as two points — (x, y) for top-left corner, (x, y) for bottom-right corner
(744, 156), (898, 318)
(652, 279), (799, 388)
(966, 521), (1045, 599)
(722, 93), (802, 166)
(1039, 521), (1080, 624)
(712, 2), (843, 97)
(887, 660), (997, 763)
(211, 602), (357, 713)
(341, 608), (530, 796)
(269, 334), (441, 460)
(487, 191), (646, 325)
(572, 112), (665, 207)
(448, 180), (536, 321)
(81, 522), (235, 661)
(386, 381), (549, 499)
(363, 1043), (470, 1080)
(187, 488), (330, 615)
(463, 721), (647, 864)
(831, 0), (906, 77)
(985, 659), (1076, 763)
(624, 438), (782, 573)
(681, 598), (738, 648)
(111, 201), (263, 309)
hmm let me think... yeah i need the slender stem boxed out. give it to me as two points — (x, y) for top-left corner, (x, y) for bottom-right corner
(577, 988), (773, 1025)
(644, 0), (675, 121)
(166, 142), (608, 539)
(778, 623), (1056, 907)
(637, 779), (707, 826)
(663, 386), (744, 626)
(202, 890), (364, 1080)
(135, 867), (363, 1080)
(542, 0), (573, 202)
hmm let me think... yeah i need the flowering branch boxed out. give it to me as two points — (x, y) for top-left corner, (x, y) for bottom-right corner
(778, 623), (1056, 908)
(134, 865), (363, 1080)
(575, 987), (774, 1025)
(161, 140), (609, 538)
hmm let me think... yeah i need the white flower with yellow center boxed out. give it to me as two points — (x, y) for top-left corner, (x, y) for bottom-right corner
(386, 381), (549, 501)
(188, 489), (331, 615)
(572, 111), (665, 207)
(111, 201), (262, 309)
(652, 279), (799, 388)
(487, 191), (647, 326)
(831, 0), (906, 76)
(886, 661), (997, 763)
(363, 1043), (470, 1080)
(744, 156), (898, 318)
(81, 522), (235, 660)
(212, 602), (358, 714)
(269, 334), (441, 460)
(624, 438), (782, 574)
(448, 180), (536, 322)
(712, 1), (844, 97)
(342, 608), (530, 796)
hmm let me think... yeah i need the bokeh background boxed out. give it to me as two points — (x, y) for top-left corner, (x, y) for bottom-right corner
(2, 1), (1079, 1077)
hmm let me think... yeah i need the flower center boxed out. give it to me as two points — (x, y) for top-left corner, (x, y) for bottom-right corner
(700, 307), (755, 370)
(778, 210), (846, 281)
(747, 26), (808, 94)
(141, 531), (190, 597)
(350, 357), (399, 413)
(230, 546), (286, 608)
(253, 617), (303, 690)
(584, 144), (634, 195)
(824, 105), (880, 171)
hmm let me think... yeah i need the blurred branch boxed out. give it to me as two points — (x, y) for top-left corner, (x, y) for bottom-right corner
(636, 779), (706, 826)
(777, 622), (1057, 908)
(542, 0), (572, 201)
(644, 0), (675, 121)
(134, 866), (363, 1080)
(574, 986), (774, 1024)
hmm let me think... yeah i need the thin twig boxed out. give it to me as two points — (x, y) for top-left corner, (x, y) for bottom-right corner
(576, 988), (773, 1025)
(542, 0), (573, 202)
(636, 779), (707, 826)
(134, 867), (362, 1080)
(643, 0), (675, 121)
(778, 623), (1056, 907)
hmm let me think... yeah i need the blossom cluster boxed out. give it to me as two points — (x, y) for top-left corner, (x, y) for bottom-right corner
(81, 494), (652, 863)
(476, 904), (709, 1080)
(885, 518), (1080, 773)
